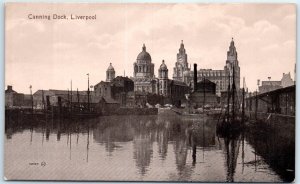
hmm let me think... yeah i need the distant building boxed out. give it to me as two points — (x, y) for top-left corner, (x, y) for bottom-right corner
(94, 81), (112, 99)
(281, 72), (294, 88)
(259, 81), (281, 94)
(5, 85), (17, 107)
(97, 39), (242, 107)
(189, 65), (219, 108)
(132, 44), (157, 93)
(173, 40), (190, 82)
(98, 97), (120, 115)
(157, 60), (190, 106)
(111, 76), (134, 106)
(158, 60), (168, 96)
(5, 85), (32, 108)
(33, 89), (100, 111)
(111, 76), (134, 95)
(259, 72), (294, 94)
(94, 72), (134, 106)
(95, 64), (135, 106)
(173, 39), (240, 96)
(130, 44), (189, 106)
(106, 63), (115, 82)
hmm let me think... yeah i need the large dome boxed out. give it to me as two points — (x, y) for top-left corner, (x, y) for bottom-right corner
(137, 44), (151, 61)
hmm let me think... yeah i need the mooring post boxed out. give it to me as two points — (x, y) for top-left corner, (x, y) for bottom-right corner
(30, 85), (33, 115)
(58, 96), (62, 118)
(286, 92), (288, 115)
(255, 91), (258, 121)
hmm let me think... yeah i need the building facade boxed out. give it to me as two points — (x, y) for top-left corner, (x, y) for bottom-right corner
(96, 40), (243, 107)
(173, 39), (240, 96)
(189, 78), (219, 108)
(106, 63), (115, 82)
(106, 63), (116, 82)
(173, 40), (190, 83)
(259, 72), (294, 94)
(94, 78), (134, 106)
(157, 60), (190, 106)
(158, 60), (168, 96)
(5, 85), (32, 108)
(132, 44), (157, 93)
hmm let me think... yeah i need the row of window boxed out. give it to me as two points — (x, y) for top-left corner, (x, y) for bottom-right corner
(136, 65), (153, 73)
(159, 81), (167, 88)
(198, 72), (226, 77)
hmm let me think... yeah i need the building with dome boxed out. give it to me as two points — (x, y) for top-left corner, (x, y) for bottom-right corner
(94, 63), (134, 105)
(157, 60), (190, 106)
(132, 44), (157, 93)
(106, 63), (115, 82)
(158, 60), (168, 96)
(130, 44), (189, 106)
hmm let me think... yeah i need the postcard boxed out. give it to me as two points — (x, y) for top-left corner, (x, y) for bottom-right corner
(4, 3), (296, 182)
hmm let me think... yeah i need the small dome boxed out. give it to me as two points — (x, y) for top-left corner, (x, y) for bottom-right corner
(107, 63), (115, 71)
(137, 44), (152, 61)
(160, 60), (167, 70)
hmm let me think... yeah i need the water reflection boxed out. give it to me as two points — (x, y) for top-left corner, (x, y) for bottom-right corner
(217, 130), (241, 182)
(245, 121), (295, 182)
(132, 118), (156, 175)
(156, 120), (169, 160)
(5, 114), (294, 182)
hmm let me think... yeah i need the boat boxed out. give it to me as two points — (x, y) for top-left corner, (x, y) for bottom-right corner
(217, 66), (246, 135)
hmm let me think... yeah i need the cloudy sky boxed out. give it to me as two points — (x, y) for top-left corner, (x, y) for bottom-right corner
(5, 3), (296, 93)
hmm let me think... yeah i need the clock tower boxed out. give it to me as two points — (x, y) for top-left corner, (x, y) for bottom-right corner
(173, 40), (190, 82)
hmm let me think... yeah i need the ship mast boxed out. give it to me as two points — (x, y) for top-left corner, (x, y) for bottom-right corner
(242, 77), (245, 122)
(232, 65), (236, 122)
(226, 70), (231, 122)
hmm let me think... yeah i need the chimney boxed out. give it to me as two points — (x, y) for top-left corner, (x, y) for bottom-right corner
(194, 64), (197, 91)
(7, 85), (12, 91)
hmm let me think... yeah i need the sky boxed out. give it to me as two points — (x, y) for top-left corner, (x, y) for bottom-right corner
(5, 3), (296, 93)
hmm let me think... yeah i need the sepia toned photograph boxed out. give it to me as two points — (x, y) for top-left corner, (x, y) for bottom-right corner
(4, 3), (296, 182)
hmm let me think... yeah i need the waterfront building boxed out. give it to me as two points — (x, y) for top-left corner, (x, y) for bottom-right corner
(130, 44), (189, 106)
(247, 85), (295, 116)
(94, 73), (134, 106)
(94, 81), (113, 99)
(157, 60), (190, 106)
(173, 40), (190, 83)
(5, 85), (31, 108)
(5, 85), (17, 107)
(33, 89), (99, 110)
(96, 39), (243, 107)
(132, 44), (157, 93)
(111, 76), (134, 106)
(189, 78), (219, 107)
(173, 39), (240, 96)
(189, 65), (219, 108)
(98, 97), (120, 115)
(111, 76), (134, 95)
(95, 63), (135, 106)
